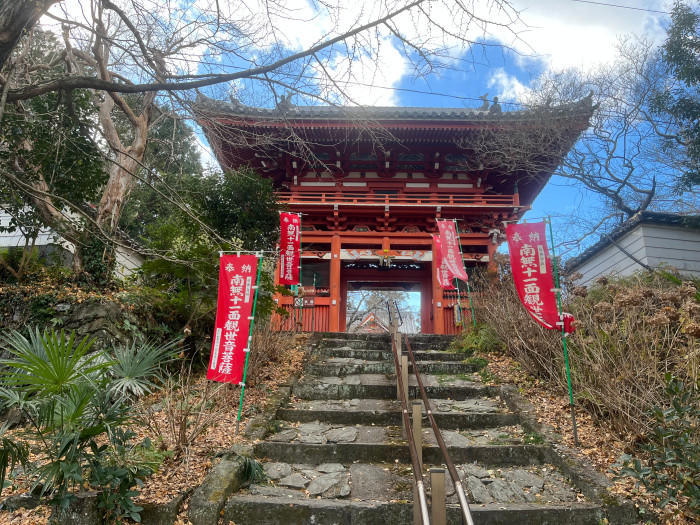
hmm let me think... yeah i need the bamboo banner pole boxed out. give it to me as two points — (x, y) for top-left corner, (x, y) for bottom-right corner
(546, 217), (580, 446)
(298, 212), (304, 331)
(452, 219), (476, 330)
(235, 253), (264, 434)
(311, 272), (317, 332)
(466, 278), (477, 330)
(454, 277), (464, 329)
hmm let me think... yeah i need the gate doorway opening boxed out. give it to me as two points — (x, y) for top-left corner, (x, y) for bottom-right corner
(340, 262), (433, 334)
(345, 282), (421, 334)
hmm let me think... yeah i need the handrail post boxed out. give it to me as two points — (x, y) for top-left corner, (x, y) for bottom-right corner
(429, 468), (446, 525)
(401, 354), (409, 405)
(401, 353), (409, 438)
(390, 330), (430, 525)
(412, 401), (422, 469)
(414, 482), (421, 525)
(404, 335), (475, 525)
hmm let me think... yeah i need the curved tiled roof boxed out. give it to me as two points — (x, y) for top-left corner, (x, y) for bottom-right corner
(194, 94), (594, 124)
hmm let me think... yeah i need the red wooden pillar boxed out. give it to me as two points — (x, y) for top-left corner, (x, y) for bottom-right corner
(431, 236), (445, 334)
(381, 236), (390, 257)
(421, 269), (433, 334)
(329, 234), (342, 332)
(487, 240), (498, 274)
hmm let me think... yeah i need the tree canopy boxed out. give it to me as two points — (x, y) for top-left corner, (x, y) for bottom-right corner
(653, 1), (700, 188)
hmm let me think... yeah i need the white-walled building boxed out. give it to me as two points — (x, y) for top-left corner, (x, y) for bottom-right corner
(566, 212), (700, 286)
(1, 208), (143, 278)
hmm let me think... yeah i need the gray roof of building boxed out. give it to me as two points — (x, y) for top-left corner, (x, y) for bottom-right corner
(566, 211), (700, 271)
(195, 93), (594, 123)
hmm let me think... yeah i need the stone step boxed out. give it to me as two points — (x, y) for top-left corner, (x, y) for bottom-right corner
(277, 398), (518, 429)
(266, 422), (530, 447)
(320, 347), (463, 362)
(254, 441), (551, 466)
(292, 373), (498, 400)
(224, 496), (606, 525)
(319, 338), (449, 351)
(256, 460), (581, 503)
(315, 332), (391, 342)
(315, 332), (453, 345)
(308, 357), (479, 376)
(225, 459), (603, 524)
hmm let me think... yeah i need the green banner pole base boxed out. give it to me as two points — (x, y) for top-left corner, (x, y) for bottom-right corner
(235, 255), (264, 434)
(547, 217), (580, 448)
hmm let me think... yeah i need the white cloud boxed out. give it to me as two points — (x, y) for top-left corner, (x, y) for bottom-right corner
(43, 0), (673, 107)
(488, 68), (531, 102)
(504, 0), (668, 71)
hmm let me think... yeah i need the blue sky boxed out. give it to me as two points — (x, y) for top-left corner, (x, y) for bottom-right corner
(190, 0), (680, 259)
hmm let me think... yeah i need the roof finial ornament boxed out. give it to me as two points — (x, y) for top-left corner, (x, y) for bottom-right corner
(489, 96), (501, 114)
(478, 93), (489, 111)
(277, 92), (294, 111)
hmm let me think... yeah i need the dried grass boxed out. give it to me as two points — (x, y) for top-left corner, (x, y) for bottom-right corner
(472, 266), (700, 435)
(245, 320), (293, 386)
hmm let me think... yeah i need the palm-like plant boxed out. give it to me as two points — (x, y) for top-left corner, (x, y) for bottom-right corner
(109, 339), (179, 398)
(0, 328), (109, 397)
(0, 423), (28, 496)
(0, 328), (177, 517)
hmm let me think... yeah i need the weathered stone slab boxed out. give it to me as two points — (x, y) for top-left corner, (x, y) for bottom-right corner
(504, 469), (545, 491)
(49, 492), (100, 525)
(466, 476), (493, 504)
(460, 463), (490, 479)
(298, 422), (331, 434)
(247, 485), (303, 498)
(317, 463), (346, 473)
(263, 462), (292, 480)
(307, 473), (343, 496)
(488, 479), (525, 502)
(268, 429), (297, 442)
(188, 455), (247, 525)
(140, 492), (186, 525)
(298, 433), (327, 444)
(278, 473), (310, 489)
(349, 464), (392, 501)
(325, 427), (358, 443)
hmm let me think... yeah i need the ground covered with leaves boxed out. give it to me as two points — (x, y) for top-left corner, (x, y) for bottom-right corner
(0, 332), (307, 525)
(457, 324), (698, 524)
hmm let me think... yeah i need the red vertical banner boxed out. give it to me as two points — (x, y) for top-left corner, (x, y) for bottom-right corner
(506, 222), (574, 333)
(279, 212), (301, 285)
(437, 220), (468, 281)
(207, 254), (258, 384)
(432, 235), (455, 290)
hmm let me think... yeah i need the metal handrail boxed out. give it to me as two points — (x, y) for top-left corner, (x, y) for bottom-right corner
(390, 332), (430, 525)
(391, 333), (430, 525)
(394, 300), (403, 326)
(404, 334), (476, 525)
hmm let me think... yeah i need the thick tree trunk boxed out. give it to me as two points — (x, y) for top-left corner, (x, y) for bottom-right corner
(0, 0), (61, 69)
(95, 91), (152, 232)
(96, 148), (145, 231)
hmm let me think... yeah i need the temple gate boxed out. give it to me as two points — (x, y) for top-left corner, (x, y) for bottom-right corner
(198, 96), (592, 334)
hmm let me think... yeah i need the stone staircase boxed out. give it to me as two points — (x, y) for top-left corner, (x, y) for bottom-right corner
(223, 333), (627, 524)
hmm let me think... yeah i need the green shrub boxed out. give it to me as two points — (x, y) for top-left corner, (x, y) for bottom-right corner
(0, 328), (176, 520)
(463, 356), (489, 370)
(451, 323), (505, 355)
(614, 374), (699, 519)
